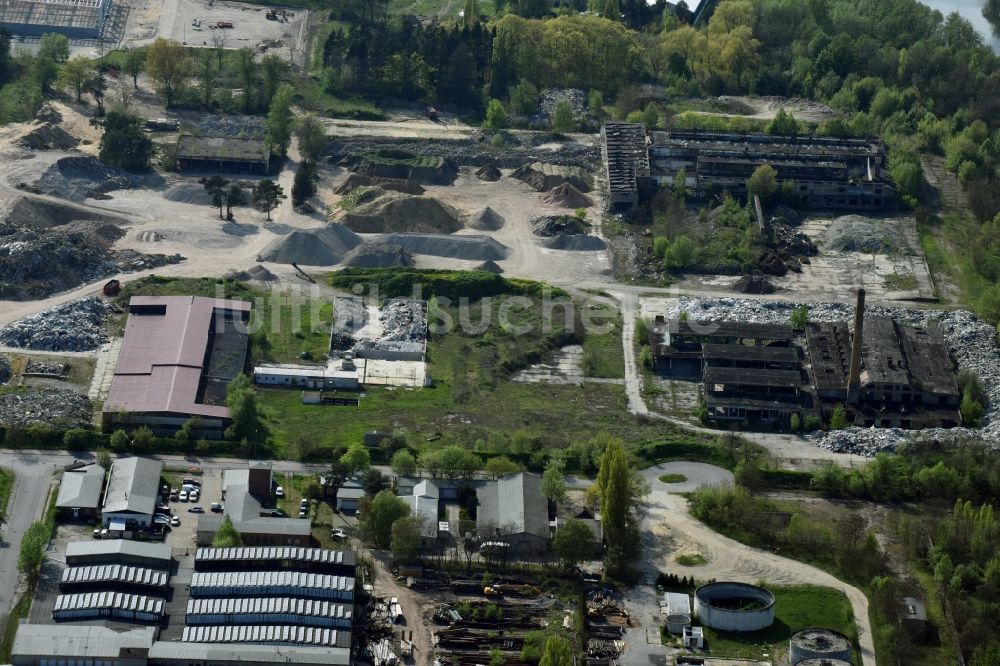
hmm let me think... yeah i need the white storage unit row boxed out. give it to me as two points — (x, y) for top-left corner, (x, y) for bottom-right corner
(61, 564), (169, 589)
(186, 597), (352, 629)
(181, 625), (347, 647)
(190, 571), (354, 601)
(195, 547), (355, 568)
(53, 592), (165, 623)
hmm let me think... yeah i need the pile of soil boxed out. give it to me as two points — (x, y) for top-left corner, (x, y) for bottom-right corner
(343, 242), (413, 268)
(731, 274), (776, 294)
(543, 183), (593, 208)
(260, 224), (363, 265)
(468, 207), (505, 231)
(36, 156), (142, 201)
(340, 192), (464, 234)
(476, 260), (504, 274)
(475, 164), (502, 181)
(379, 233), (510, 261)
(163, 183), (215, 205)
(16, 104), (79, 150)
(347, 150), (459, 185)
(531, 215), (590, 237)
(512, 162), (593, 193)
(334, 174), (426, 196)
(543, 235), (606, 251)
(230, 264), (277, 282)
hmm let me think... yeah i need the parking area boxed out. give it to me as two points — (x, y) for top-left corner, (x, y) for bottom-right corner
(164, 469), (222, 552)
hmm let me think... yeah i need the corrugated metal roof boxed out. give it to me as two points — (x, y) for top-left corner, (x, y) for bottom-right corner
(54, 592), (165, 616)
(61, 563), (169, 587)
(181, 625), (349, 647)
(12, 625), (155, 659)
(65, 538), (173, 563)
(147, 641), (350, 664)
(476, 473), (549, 539)
(186, 596), (352, 620)
(191, 570), (355, 591)
(102, 457), (163, 515)
(195, 546), (356, 566)
(402, 494), (438, 538)
(56, 464), (105, 509)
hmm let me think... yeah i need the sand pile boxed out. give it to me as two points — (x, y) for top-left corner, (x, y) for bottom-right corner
(379, 233), (510, 261)
(163, 183), (215, 205)
(476, 260), (504, 274)
(231, 264), (277, 282)
(469, 207), (505, 231)
(335, 174), (425, 196)
(543, 235), (606, 251)
(543, 183), (593, 208)
(260, 224), (363, 265)
(512, 162), (593, 193)
(476, 164), (502, 181)
(343, 242), (413, 268)
(340, 192), (464, 234)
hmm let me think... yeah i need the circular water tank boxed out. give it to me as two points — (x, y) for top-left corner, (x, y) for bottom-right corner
(789, 629), (853, 665)
(665, 612), (691, 634)
(694, 582), (775, 632)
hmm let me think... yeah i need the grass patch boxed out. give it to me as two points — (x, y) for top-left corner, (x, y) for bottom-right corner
(659, 473), (688, 483)
(0, 593), (32, 663)
(579, 302), (624, 378)
(884, 272), (918, 291)
(701, 585), (857, 662)
(330, 268), (567, 300)
(0, 467), (12, 520)
(674, 552), (706, 566)
(359, 149), (442, 168)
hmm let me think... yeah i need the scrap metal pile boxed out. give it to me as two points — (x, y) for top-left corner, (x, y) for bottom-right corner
(0, 298), (110, 352)
(351, 299), (427, 356)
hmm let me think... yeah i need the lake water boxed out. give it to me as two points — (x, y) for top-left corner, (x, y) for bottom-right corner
(920, 0), (1000, 52)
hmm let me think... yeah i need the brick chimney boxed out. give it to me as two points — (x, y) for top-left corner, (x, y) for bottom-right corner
(847, 288), (866, 404)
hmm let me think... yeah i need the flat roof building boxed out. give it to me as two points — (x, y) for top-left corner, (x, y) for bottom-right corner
(65, 538), (173, 569)
(176, 136), (271, 174)
(102, 296), (252, 438)
(0, 0), (111, 39)
(11, 625), (155, 666)
(147, 641), (351, 666)
(56, 462), (105, 521)
(476, 473), (550, 555)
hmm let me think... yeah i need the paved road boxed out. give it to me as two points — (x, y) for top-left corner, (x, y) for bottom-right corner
(0, 456), (59, 631)
(619, 462), (877, 666)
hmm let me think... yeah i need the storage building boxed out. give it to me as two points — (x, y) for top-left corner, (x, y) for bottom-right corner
(60, 563), (170, 593)
(176, 136), (271, 174)
(101, 457), (163, 529)
(194, 546), (357, 575)
(53, 591), (165, 623)
(181, 625), (351, 648)
(0, 0), (111, 39)
(56, 462), (105, 521)
(190, 571), (355, 601)
(147, 641), (351, 666)
(11, 625), (155, 666)
(185, 597), (352, 629)
(65, 539), (174, 569)
(476, 473), (550, 555)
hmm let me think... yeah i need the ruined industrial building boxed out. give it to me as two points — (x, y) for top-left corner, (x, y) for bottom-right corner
(601, 121), (896, 214)
(651, 290), (961, 428)
(0, 0), (112, 38)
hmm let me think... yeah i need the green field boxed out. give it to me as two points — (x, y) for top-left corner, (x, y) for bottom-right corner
(0, 467), (12, 520)
(700, 585), (858, 663)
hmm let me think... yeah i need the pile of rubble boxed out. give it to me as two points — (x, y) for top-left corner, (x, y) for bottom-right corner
(37, 156), (143, 201)
(585, 638), (622, 659)
(531, 215), (590, 237)
(0, 387), (92, 428)
(0, 298), (110, 352)
(664, 297), (1000, 453)
(353, 299), (428, 355)
(0, 353), (10, 384)
(531, 88), (596, 130)
(198, 115), (266, 139)
(25, 362), (65, 376)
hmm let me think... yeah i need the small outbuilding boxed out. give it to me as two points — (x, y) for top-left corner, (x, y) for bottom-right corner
(56, 463), (105, 521)
(176, 135), (271, 174)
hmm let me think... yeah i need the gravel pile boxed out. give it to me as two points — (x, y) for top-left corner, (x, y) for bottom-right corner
(259, 225), (363, 266)
(198, 116), (266, 139)
(543, 183), (593, 208)
(475, 164), (502, 181)
(37, 156), (142, 201)
(379, 233), (509, 261)
(333, 297), (368, 336)
(25, 362), (65, 375)
(230, 264), (277, 282)
(326, 136), (598, 170)
(543, 234), (606, 251)
(343, 242), (413, 268)
(0, 297), (109, 351)
(334, 174), (425, 196)
(340, 193), (464, 234)
(512, 163), (593, 193)
(531, 88), (595, 130)
(468, 207), (505, 231)
(163, 183), (215, 205)
(0, 353), (10, 384)
(0, 387), (93, 429)
(476, 260), (503, 274)
(663, 296), (1000, 453)
(822, 215), (902, 254)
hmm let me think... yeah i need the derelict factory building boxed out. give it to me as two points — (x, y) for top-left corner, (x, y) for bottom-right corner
(0, 0), (110, 39)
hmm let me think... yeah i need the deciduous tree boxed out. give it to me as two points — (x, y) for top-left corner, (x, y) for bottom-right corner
(295, 113), (328, 162)
(360, 490), (410, 548)
(146, 38), (190, 107)
(391, 515), (424, 563)
(97, 111), (153, 172)
(541, 458), (567, 504)
(265, 84), (295, 156)
(552, 518), (594, 568)
(212, 516), (242, 547)
(58, 55), (95, 102)
(391, 449), (417, 477)
(340, 443), (371, 477)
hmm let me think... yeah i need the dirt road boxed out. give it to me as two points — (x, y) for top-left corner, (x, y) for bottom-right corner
(637, 470), (877, 666)
(371, 553), (434, 666)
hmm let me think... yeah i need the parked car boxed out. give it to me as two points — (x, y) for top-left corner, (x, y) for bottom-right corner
(93, 529), (102, 539)
(178, 491), (188, 502)
(300, 498), (309, 508)
(153, 514), (170, 525)
(330, 529), (347, 540)
(275, 486), (285, 497)
(210, 503), (223, 513)
(189, 490), (200, 502)
(169, 489), (179, 501)
(182, 478), (200, 487)
(188, 506), (205, 513)
(298, 507), (308, 519)
(268, 508), (285, 517)
(156, 504), (171, 515)
(170, 516), (180, 527)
